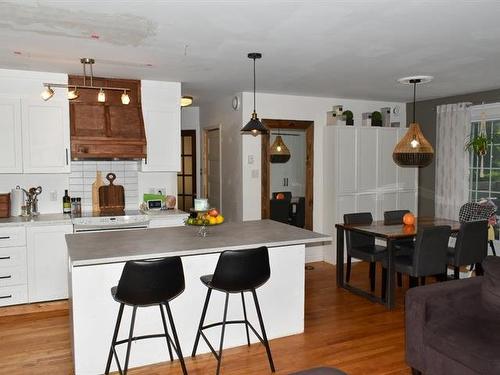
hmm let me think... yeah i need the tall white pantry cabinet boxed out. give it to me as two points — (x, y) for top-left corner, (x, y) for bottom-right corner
(332, 126), (418, 227)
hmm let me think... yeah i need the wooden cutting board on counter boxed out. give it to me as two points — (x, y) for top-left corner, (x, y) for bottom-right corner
(99, 173), (125, 214)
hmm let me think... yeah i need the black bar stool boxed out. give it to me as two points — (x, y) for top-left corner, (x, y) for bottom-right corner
(191, 246), (275, 375)
(104, 256), (188, 375)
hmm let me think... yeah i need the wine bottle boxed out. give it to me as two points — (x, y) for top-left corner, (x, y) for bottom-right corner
(63, 190), (71, 214)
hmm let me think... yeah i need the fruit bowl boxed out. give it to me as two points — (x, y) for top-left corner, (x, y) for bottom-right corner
(185, 208), (224, 231)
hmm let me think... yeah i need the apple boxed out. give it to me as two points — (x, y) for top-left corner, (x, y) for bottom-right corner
(209, 208), (219, 217)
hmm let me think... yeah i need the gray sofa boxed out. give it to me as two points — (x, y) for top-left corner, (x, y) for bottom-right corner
(405, 256), (500, 374)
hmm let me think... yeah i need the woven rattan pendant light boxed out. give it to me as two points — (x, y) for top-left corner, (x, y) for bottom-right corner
(393, 76), (434, 167)
(270, 131), (291, 163)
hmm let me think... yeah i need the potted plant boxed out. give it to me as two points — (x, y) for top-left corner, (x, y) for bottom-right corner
(343, 110), (354, 126)
(465, 133), (489, 177)
(371, 111), (382, 126)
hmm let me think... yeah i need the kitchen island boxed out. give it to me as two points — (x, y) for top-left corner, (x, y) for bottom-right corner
(66, 220), (331, 374)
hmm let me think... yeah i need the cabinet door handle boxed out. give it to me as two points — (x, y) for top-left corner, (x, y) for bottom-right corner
(0, 295), (12, 299)
(0, 275), (11, 279)
(65, 148), (69, 165)
(0, 256), (10, 260)
(0, 236), (10, 240)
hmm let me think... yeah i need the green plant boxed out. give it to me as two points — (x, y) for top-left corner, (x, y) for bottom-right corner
(343, 110), (354, 125)
(371, 111), (382, 126)
(465, 134), (489, 156)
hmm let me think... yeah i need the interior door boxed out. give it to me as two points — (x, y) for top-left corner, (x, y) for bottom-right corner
(177, 130), (197, 211)
(206, 128), (221, 210)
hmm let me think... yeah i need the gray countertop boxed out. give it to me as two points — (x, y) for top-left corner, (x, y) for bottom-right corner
(66, 219), (332, 267)
(0, 213), (72, 227)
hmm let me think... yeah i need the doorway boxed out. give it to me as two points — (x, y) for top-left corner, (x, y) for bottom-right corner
(202, 128), (222, 210)
(261, 119), (314, 230)
(177, 130), (197, 211)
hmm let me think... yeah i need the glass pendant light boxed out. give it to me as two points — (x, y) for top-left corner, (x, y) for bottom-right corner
(241, 52), (268, 136)
(40, 86), (55, 101)
(97, 88), (106, 103)
(180, 96), (193, 107)
(121, 90), (130, 105)
(393, 76), (434, 167)
(270, 130), (291, 163)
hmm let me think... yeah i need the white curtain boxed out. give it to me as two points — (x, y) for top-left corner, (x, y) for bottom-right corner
(435, 103), (471, 219)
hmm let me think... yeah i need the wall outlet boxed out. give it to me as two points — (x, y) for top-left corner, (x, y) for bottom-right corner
(251, 169), (259, 179)
(248, 155), (254, 165)
(50, 190), (57, 201)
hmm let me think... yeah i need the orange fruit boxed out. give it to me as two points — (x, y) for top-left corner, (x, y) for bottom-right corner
(403, 213), (415, 225)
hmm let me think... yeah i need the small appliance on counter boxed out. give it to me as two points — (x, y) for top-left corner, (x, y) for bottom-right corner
(10, 186), (25, 217)
(0, 193), (10, 218)
(22, 186), (42, 217)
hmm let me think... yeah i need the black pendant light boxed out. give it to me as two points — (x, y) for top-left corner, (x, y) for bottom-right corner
(393, 75), (434, 167)
(241, 52), (268, 136)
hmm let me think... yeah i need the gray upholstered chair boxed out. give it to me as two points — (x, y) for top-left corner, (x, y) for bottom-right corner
(344, 212), (386, 292)
(406, 256), (500, 375)
(448, 220), (488, 279)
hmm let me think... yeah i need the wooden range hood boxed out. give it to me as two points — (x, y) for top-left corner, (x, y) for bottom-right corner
(69, 75), (146, 160)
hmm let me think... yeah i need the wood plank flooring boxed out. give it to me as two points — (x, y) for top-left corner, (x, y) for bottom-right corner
(0, 262), (411, 374)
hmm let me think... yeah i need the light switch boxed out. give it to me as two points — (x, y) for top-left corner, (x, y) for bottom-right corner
(248, 155), (254, 165)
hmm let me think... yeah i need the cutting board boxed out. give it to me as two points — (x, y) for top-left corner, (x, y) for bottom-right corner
(92, 171), (104, 213)
(99, 173), (125, 214)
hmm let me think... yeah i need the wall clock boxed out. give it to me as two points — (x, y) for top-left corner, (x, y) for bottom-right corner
(232, 95), (240, 110)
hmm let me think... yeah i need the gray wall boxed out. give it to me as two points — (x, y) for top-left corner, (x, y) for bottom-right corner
(407, 88), (500, 216)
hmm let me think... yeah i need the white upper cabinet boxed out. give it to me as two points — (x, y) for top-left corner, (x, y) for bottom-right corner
(377, 129), (398, 189)
(397, 128), (418, 189)
(21, 99), (70, 173)
(0, 96), (22, 173)
(0, 70), (71, 174)
(336, 127), (357, 193)
(357, 128), (378, 192)
(141, 80), (181, 172)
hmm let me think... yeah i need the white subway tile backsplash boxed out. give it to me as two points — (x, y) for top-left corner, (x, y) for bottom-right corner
(69, 161), (139, 210)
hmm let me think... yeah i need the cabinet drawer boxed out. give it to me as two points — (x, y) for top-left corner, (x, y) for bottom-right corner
(0, 265), (27, 287)
(0, 284), (28, 307)
(0, 246), (26, 268)
(0, 226), (26, 247)
(149, 217), (187, 228)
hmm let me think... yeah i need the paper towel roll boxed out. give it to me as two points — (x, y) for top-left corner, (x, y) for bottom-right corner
(10, 186), (24, 217)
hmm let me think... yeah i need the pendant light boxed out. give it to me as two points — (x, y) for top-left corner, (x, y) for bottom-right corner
(67, 86), (79, 100)
(241, 52), (268, 136)
(393, 76), (434, 167)
(270, 130), (291, 163)
(180, 96), (193, 107)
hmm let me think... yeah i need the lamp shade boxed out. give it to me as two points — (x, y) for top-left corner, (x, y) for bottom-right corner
(392, 122), (434, 167)
(241, 112), (268, 136)
(270, 135), (291, 163)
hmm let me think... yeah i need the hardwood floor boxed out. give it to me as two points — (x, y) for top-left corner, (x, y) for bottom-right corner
(0, 262), (410, 375)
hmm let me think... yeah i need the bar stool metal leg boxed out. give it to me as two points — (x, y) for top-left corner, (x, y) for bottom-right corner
(251, 289), (275, 372)
(105, 303), (125, 374)
(164, 302), (188, 375)
(241, 292), (251, 346)
(192, 288), (212, 357)
(159, 304), (174, 361)
(123, 306), (137, 375)
(216, 293), (230, 375)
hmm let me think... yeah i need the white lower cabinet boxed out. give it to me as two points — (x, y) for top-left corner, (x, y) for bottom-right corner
(27, 224), (73, 303)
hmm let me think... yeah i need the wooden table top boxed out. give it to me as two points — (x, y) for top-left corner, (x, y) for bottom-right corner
(335, 217), (461, 239)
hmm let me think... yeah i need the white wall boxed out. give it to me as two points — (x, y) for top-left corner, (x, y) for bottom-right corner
(0, 69), (180, 214)
(181, 107), (201, 197)
(241, 91), (406, 263)
(199, 95), (243, 222)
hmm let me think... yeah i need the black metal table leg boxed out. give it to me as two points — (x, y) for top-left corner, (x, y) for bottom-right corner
(385, 239), (396, 309)
(336, 226), (344, 287)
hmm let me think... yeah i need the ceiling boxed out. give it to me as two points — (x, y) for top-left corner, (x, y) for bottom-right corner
(2, 0), (500, 104)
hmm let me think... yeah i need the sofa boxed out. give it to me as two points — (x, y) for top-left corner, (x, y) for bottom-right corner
(405, 256), (500, 374)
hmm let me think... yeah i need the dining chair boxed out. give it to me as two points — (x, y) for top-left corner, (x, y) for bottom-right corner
(448, 220), (488, 279)
(344, 212), (386, 292)
(270, 199), (291, 224)
(458, 202), (497, 256)
(381, 225), (451, 299)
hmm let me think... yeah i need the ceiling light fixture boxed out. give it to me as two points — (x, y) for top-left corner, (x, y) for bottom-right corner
(241, 52), (268, 136)
(180, 96), (193, 107)
(40, 86), (54, 101)
(67, 87), (79, 100)
(41, 58), (130, 104)
(393, 75), (435, 167)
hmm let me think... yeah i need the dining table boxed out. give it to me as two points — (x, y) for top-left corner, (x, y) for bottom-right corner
(335, 217), (461, 309)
